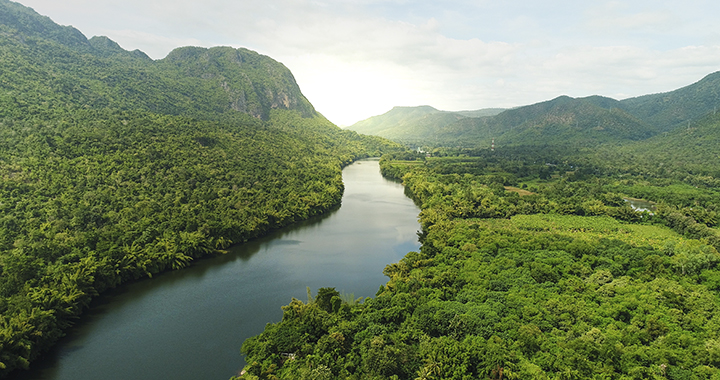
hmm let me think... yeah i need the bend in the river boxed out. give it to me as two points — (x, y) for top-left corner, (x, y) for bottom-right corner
(13, 158), (421, 380)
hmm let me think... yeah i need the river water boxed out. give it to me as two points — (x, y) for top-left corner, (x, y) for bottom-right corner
(624, 197), (657, 214)
(13, 159), (421, 380)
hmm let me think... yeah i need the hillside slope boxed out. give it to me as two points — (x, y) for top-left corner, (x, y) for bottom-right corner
(441, 95), (653, 147)
(0, 1), (399, 376)
(349, 73), (720, 148)
(0, 0), (315, 120)
(591, 108), (720, 187)
(620, 71), (720, 131)
(348, 106), (504, 144)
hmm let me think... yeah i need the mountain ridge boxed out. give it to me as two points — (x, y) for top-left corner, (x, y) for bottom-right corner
(0, 0), (315, 121)
(348, 105), (505, 144)
(619, 71), (720, 130)
(349, 72), (720, 147)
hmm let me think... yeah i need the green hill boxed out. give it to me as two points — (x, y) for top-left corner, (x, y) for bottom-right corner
(620, 71), (720, 131)
(592, 108), (720, 187)
(456, 108), (507, 118)
(356, 96), (650, 147)
(157, 46), (316, 119)
(0, 0), (398, 376)
(349, 96), (653, 147)
(348, 106), (504, 144)
(350, 73), (720, 148)
(444, 95), (653, 147)
(0, 0), (316, 120)
(348, 106), (440, 136)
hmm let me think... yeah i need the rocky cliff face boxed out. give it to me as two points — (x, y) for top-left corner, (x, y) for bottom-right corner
(160, 46), (316, 119)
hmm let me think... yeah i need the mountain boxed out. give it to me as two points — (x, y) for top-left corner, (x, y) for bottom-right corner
(595, 108), (720, 184)
(0, 0), (315, 120)
(349, 106), (440, 135)
(157, 46), (316, 119)
(0, 1), (399, 376)
(455, 108), (507, 118)
(439, 95), (653, 147)
(350, 96), (652, 147)
(619, 71), (720, 131)
(348, 106), (504, 144)
(350, 72), (720, 148)
(0, 0), (89, 49)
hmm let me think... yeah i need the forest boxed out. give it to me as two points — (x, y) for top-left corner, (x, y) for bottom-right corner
(4, 0), (720, 378)
(0, 1), (402, 375)
(237, 112), (720, 380)
(0, 106), (398, 376)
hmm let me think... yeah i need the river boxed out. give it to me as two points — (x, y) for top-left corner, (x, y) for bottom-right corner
(624, 197), (657, 214)
(13, 159), (421, 380)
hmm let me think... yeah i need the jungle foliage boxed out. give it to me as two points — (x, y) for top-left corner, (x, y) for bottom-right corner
(0, 1), (401, 375)
(238, 119), (720, 379)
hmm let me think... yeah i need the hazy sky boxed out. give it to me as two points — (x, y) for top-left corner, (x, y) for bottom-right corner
(17, 0), (720, 126)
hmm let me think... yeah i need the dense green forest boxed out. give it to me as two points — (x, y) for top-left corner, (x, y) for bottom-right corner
(0, 0), (401, 376)
(5, 0), (720, 378)
(237, 110), (720, 379)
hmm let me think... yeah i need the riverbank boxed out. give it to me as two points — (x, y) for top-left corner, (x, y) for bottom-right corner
(11, 159), (421, 380)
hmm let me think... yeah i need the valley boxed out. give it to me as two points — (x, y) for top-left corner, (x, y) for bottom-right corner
(2, 1), (720, 379)
(11, 159), (420, 380)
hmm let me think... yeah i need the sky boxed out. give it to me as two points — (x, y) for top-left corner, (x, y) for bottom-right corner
(16, 0), (720, 126)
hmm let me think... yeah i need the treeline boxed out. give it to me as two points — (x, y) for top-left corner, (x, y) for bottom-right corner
(237, 148), (720, 379)
(0, 2), (407, 374)
(380, 155), (639, 226)
(0, 106), (399, 376)
(381, 150), (720, 246)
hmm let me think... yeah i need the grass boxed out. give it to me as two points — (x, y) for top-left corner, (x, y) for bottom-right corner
(504, 186), (535, 196)
(469, 214), (681, 249)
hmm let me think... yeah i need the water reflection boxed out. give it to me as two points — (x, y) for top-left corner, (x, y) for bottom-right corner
(13, 159), (420, 380)
(624, 197), (657, 214)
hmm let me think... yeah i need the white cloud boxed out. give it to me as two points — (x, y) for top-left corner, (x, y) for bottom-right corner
(95, 29), (205, 57)
(586, 2), (673, 33)
(270, 16), (521, 124)
(526, 44), (720, 100)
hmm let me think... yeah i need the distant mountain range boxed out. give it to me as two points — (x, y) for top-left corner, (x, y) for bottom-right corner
(348, 72), (720, 147)
(348, 106), (505, 144)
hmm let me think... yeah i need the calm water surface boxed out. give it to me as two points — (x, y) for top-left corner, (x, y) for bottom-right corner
(624, 197), (657, 213)
(14, 159), (420, 380)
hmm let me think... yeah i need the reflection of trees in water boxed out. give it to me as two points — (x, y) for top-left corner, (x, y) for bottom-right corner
(228, 204), (340, 263)
(623, 197), (657, 213)
(20, 159), (421, 380)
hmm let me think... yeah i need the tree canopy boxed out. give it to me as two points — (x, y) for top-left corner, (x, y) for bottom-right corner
(0, 1), (401, 375)
(237, 118), (720, 379)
